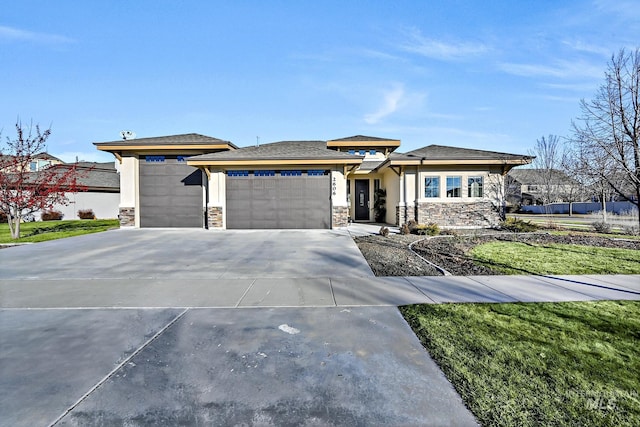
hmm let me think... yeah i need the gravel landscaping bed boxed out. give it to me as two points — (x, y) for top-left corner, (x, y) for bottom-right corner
(355, 231), (640, 276)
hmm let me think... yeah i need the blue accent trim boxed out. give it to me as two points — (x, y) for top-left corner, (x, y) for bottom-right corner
(145, 155), (165, 163)
(177, 156), (189, 162)
(228, 170), (249, 177)
(281, 170), (302, 177)
(255, 170), (276, 177)
(307, 170), (325, 176)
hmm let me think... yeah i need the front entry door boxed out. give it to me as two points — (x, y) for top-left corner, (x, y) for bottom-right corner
(354, 179), (370, 221)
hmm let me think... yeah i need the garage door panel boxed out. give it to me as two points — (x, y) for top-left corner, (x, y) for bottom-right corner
(139, 158), (203, 228)
(226, 172), (329, 229)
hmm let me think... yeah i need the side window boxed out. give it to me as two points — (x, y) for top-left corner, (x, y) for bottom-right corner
(446, 176), (462, 198)
(424, 177), (440, 198)
(468, 176), (484, 197)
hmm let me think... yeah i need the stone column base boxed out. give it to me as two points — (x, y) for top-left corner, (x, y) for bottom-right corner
(332, 205), (349, 228)
(119, 207), (135, 227)
(395, 205), (416, 226)
(207, 206), (224, 228)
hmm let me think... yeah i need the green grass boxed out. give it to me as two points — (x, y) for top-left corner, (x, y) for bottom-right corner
(548, 230), (640, 241)
(471, 242), (640, 275)
(0, 219), (120, 243)
(401, 301), (640, 427)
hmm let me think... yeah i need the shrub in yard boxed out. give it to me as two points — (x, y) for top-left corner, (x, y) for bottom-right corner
(592, 221), (611, 234)
(500, 217), (539, 232)
(406, 219), (418, 233)
(0, 211), (7, 223)
(623, 225), (639, 236)
(414, 222), (440, 236)
(78, 209), (95, 220)
(41, 210), (63, 221)
(400, 223), (411, 235)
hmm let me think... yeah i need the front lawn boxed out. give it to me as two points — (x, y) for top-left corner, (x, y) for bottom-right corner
(0, 219), (119, 244)
(470, 241), (640, 275)
(401, 301), (640, 427)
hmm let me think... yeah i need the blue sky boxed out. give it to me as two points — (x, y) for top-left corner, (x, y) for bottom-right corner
(1, 1), (639, 163)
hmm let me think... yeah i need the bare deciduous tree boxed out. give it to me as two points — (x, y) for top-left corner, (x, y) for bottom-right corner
(0, 121), (85, 239)
(570, 48), (640, 226)
(528, 135), (568, 207)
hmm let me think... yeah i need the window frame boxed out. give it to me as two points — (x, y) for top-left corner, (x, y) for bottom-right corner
(468, 176), (484, 198)
(446, 176), (462, 198)
(424, 176), (440, 198)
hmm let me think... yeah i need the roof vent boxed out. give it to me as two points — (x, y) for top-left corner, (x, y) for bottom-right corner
(120, 130), (136, 140)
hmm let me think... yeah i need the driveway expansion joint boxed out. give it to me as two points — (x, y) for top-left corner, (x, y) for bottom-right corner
(48, 308), (190, 427)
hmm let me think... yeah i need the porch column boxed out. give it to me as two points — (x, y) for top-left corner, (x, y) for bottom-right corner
(207, 169), (226, 229)
(331, 169), (349, 227)
(119, 155), (139, 227)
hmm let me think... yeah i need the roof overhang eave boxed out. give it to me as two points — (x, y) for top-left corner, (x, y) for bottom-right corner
(187, 158), (364, 167)
(381, 158), (533, 166)
(326, 139), (401, 149)
(94, 143), (234, 152)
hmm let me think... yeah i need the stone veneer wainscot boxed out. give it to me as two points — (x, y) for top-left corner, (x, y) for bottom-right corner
(332, 205), (349, 227)
(207, 206), (223, 228)
(119, 207), (135, 227)
(395, 205), (416, 226)
(416, 201), (500, 228)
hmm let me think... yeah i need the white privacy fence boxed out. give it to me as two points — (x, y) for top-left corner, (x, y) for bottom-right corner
(520, 201), (637, 215)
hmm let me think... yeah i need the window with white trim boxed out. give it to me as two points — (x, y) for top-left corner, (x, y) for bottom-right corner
(424, 176), (440, 198)
(446, 176), (462, 198)
(468, 176), (484, 197)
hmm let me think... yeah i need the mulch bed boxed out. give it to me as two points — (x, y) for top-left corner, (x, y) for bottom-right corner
(354, 232), (640, 276)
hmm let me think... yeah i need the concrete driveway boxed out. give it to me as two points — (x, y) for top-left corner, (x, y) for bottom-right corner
(0, 229), (478, 426)
(0, 228), (375, 280)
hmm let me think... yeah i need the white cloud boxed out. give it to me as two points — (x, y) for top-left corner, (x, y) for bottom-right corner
(540, 82), (600, 92)
(0, 25), (74, 44)
(400, 28), (490, 61)
(499, 59), (603, 80)
(561, 40), (611, 57)
(592, 0), (640, 19)
(363, 84), (406, 124)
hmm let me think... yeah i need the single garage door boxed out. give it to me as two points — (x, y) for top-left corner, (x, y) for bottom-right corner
(139, 155), (203, 227)
(226, 170), (330, 229)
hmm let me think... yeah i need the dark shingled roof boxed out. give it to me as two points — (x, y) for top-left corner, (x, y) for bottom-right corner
(49, 162), (119, 191)
(94, 133), (236, 148)
(390, 144), (531, 161)
(329, 135), (397, 142)
(189, 140), (362, 161)
(357, 160), (386, 171)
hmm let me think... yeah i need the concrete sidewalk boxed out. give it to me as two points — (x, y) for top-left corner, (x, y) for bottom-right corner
(1, 274), (638, 308)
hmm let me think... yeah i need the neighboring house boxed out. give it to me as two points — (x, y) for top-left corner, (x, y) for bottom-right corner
(0, 156), (120, 221)
(0, 152), (64, 173)
(507, 169), (582, 206)
(95, 133), (532, 229)
(29, 152), (64, 171)
(47, 162), (120, 220)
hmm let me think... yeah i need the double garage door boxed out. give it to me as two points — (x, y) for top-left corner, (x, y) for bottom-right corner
(139, 156), (203, 228)
(226, 171), (330, 229)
